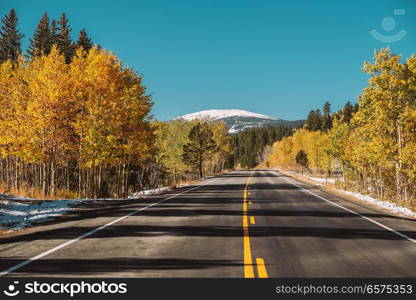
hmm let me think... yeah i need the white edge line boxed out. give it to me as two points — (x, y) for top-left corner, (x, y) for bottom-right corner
(278, 171), (416, 245)
(0, 179), (215, 277)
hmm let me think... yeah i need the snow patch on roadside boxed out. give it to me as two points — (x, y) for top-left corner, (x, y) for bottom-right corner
(308, 176), (336, 185)
(129, 187), (172, 198)
(0, 177), (218, 231)
(303, 174), (416, 218)
(0, 183), (183, 230)
(0, 199), (79, 230)
(281, 171), (336, 185)
(129, 181), (196, 198)
(337, 189), (416, 218)
(279, 169), (416, 218)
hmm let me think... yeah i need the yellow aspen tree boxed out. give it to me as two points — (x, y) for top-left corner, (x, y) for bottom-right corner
(210, 121), (233, 173)
(25, 46), (76, 196)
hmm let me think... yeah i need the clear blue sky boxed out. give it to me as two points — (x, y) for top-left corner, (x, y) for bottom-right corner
(1, 0), (415, 121)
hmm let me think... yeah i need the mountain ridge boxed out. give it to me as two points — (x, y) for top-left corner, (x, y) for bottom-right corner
(178, 109), (278, 121)
(175, 109), (304, 133)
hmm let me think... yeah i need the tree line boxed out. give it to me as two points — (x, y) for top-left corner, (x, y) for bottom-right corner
(0, 9), (233, 199)
(268, 48), (416, 209)
(0, 47), (232, 199)
(155, 119), (233, 187)
(0, 46), (154, 198)
(0, 9), (93, 64)
(304, 101), (358, 132)
(232, 125), (293, 168)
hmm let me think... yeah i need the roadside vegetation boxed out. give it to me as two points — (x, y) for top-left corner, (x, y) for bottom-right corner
(268, 49), (416, 210)
(154, 119), (233, 187)
(1, 8), (415, 212)
(0, 10), (232, 199)
(232, 125), (293, 168)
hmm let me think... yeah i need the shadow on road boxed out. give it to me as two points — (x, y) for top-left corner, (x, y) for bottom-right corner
(219, 171), (280, 178)
(2, 224), (416, 245)
(0, 257), (244, 275)
(1, 175), (414, 246)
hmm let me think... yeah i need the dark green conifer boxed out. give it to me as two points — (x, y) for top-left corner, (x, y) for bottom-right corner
(28, 13), (53, 58)
(295, 149), (309, 175)
(56, 13), (75, 63)
(0, 9), (24, 62)
(76, 28), (93, 52)
(321, 101), (332, 131)
(342, 101), (354, 123)
(182, 122), (217, 178)
(50, 19), (58, 45)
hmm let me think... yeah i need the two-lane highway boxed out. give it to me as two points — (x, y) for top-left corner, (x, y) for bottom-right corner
(1, 170), (416, 277)
(245, 171), (416, 277)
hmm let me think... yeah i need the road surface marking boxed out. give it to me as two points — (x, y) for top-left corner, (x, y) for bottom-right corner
(243, 171), (255, 278)
(250, 216), (256, 225)
(0, 178), (217, 277)
(249, 201), (252, 204)
(256, 258), (268, 278)
(280, 173), (416, 245)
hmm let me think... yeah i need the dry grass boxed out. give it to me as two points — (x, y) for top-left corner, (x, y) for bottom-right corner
(0, 184), (80, 200)
(1, 169), (233, 200)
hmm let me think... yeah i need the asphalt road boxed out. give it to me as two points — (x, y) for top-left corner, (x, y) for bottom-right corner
(1, 170), (416, 277)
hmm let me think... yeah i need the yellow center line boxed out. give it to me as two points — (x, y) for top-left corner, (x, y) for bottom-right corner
(243, 171), (254, 278)
(256, 258), (268, 278)
(250, 216), (255, 225)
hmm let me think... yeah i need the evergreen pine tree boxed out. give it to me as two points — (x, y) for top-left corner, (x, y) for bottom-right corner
(305, 109), (322, 131)
(28, 13), (53, 58)
(295, 149), (309, 175)
(0, 9), (24, 63)
(353, 103), (359, 113)
(342, 101), (354, 123)
(56, 13), (75, 63)
(182, 122), (217, 178)
(50, 19), (58, 46)
(76, 28), (93, 51)
(305, 110), (315, 131)
(321, 101), (332, 131)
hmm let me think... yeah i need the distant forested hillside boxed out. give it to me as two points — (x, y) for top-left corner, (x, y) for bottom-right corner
(232, 125), (293, 168)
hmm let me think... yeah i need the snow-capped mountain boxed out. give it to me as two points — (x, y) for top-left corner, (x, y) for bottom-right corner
(176, 109), (304, 133)
(179, 109), (277, 121)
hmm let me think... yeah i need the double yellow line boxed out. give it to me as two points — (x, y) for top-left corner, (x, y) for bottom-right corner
(243, 172), (268, 278)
